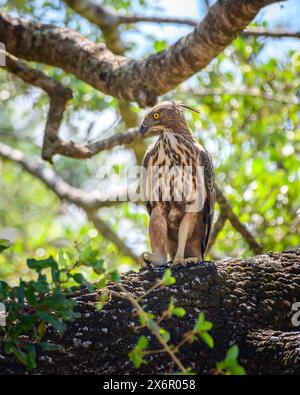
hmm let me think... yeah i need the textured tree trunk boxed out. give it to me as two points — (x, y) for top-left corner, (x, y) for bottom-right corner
(0, 0), (282, 106)
(1, 249), (300, 375)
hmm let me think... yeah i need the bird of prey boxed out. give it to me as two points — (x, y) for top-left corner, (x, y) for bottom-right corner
(139, 101), (215, 266)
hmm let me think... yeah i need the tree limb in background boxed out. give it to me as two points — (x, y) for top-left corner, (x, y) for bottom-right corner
(0, 0), (284, 106)
(4, 53), (296, 162)
(63, 0), (145, 164)
(61, 0), (139, 129)
(243, 26), (300, 39)
(7, 53), (293, 162)
(4, 53), (72, 100)
(206, 191), (262, 255)
(0, 142), (129, 210)
(54, 129), (141, 159)
(184, 88), (299, 106)
(4, 52), (73, 162)
(63, 0), (299, 40)
(87, 212), (138, 262)
(63, 0), (125, 55)
(5, 53), (293, 163)
(0, 142), (137, 260)
(207, 213), (227, 253)
(4, 52), (143, 162)
(216, 186), (263, 255)
(245, 329), (300, 374)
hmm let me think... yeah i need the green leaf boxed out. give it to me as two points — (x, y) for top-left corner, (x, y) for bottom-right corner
(136, 335), (149, 351)
(128, 349), (146, 369)
(12, 347), (28, 366)
(193, 312), (214, 348)
(216, 345), (246, 375)
(79, 245), (100, 265)
(73, 272), (94, 291)
(230, 365), (246, 375)
(194, 312), (205, 331)
(50, 263), (59, 283)
(36, 311), (66, 334)
(154, 40), (167, 52)
(128, 338), (148, 369)
(96, 276), (107, 289)
(58, 250), (68, 267)
(0, 281), (9, 298)
(162, 269), (176, 286)
(200, 332), (214, 349)
(226, 344), (239, 362)
(113, 164), (120, 174)
(92, 258), (105, 274)
(200, 321), (213, 331)
(0, 239), (11, 253)
(110, 270), (121, 282)
(72, 273), (86, 285)
(172, 307), (186, 317)
(159, 328), (170, 343)
(59, 270), (69, 283)
(3, 342), (13, 354)
(194, 312), (213, 332)
(27, 256), (58, 271)
(27, 345), (37, 370)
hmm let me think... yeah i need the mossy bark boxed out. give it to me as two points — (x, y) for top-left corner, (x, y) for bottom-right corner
(0, 249), (299, 374)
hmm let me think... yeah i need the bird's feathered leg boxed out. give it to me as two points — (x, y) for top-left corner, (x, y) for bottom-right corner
(173, 212), (198, 265)
(139, 205), (168, 267)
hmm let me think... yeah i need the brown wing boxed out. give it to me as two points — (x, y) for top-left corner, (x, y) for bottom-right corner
(196, 146), (215, 257)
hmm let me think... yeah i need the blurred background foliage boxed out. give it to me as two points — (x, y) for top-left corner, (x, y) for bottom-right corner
(0, 0), (299, 284)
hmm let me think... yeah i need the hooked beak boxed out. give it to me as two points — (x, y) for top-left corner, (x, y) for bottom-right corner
(139, 123), (149, 135)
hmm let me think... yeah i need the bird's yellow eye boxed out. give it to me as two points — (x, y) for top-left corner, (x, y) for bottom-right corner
(153, 112), (160, 120)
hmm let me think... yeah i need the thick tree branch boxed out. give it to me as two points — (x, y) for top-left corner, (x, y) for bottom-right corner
(4, 52), (72, 100)
(244, 330), (300, 374)
(62, 0), (126, 55)
(0, 0), (283, 106)
(1, 249), (299, 374)
(4, 53), (296, 163)
(8, 53), (293, 162)
(62, 0), (140, 132)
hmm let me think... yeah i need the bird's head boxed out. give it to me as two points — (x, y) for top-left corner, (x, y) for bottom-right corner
(139, 101), (200, 136)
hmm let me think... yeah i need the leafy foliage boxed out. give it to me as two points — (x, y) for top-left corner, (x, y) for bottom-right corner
(129, 335), (149, 368)
(0, 242), (120, 370)
(216, 345), (246, 375)
(126, 268), (242, 374)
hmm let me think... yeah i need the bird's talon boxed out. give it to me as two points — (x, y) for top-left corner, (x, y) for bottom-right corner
(172, 257), (202, 266)
(173, 257), (184, 266)
(185, 257), (201, 264)
(138, 251), (166, 268)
